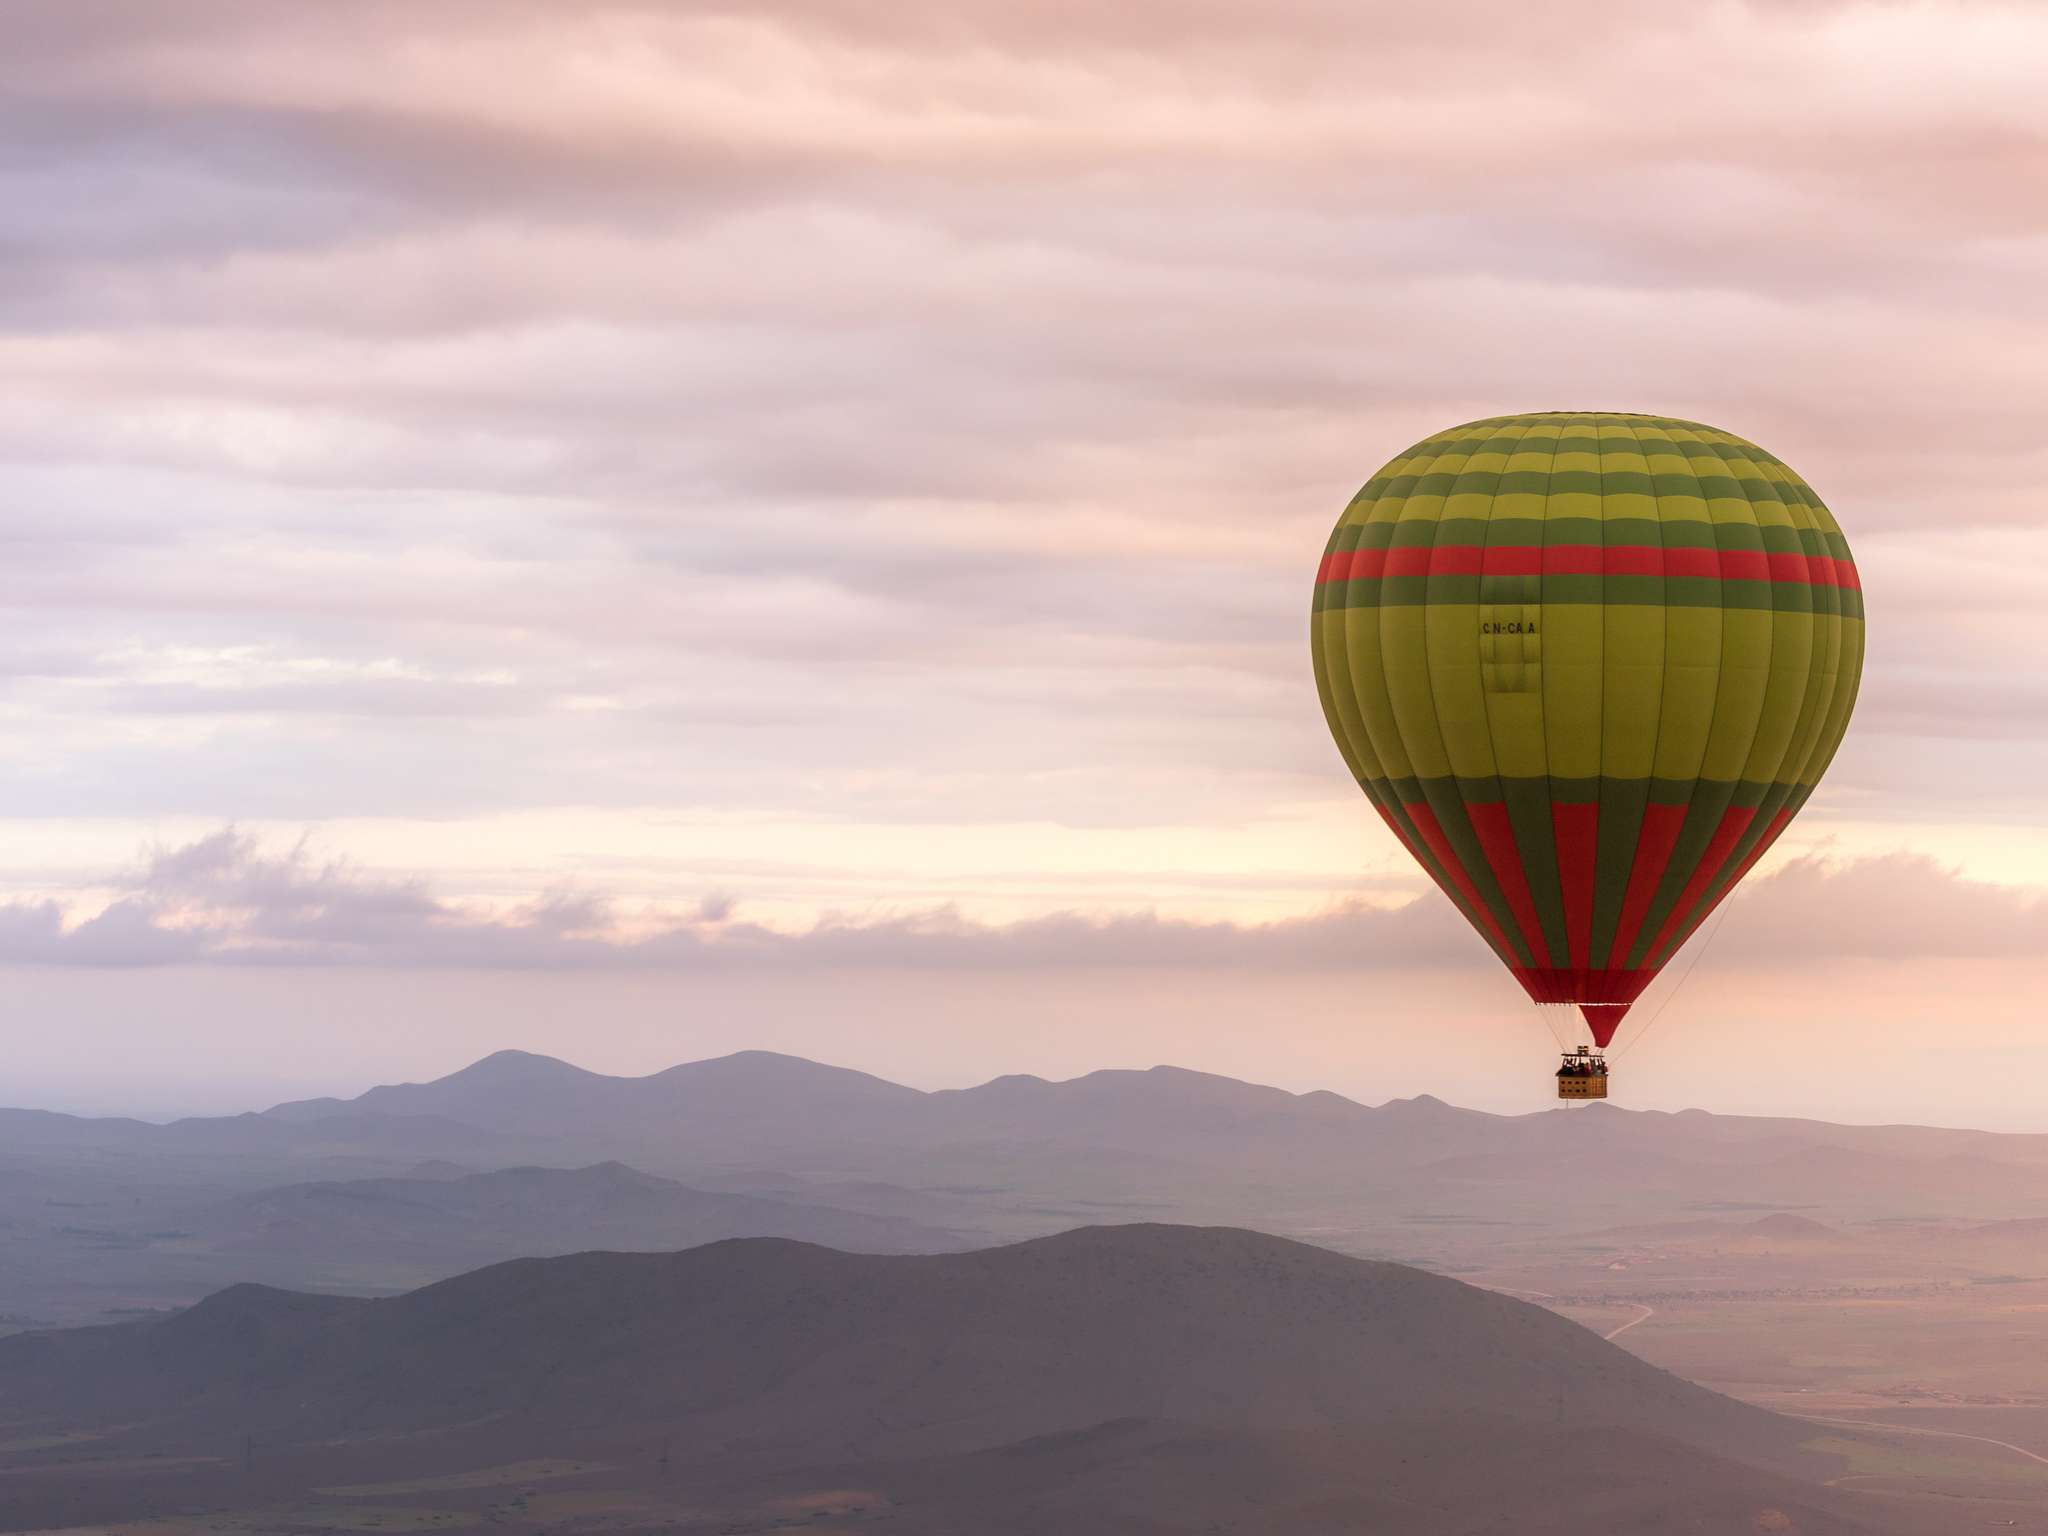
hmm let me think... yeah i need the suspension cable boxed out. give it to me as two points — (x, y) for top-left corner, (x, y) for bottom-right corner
(1610, 888), (1741, 1063)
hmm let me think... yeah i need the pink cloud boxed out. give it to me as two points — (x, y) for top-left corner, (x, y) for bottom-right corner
(1, 832), (2033, 974)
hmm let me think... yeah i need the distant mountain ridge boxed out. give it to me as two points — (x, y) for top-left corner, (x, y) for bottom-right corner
(15, 1047), (2048, 1230)
(0, 1048), (2020, 1180)
(266, 1047), (920, 1135)
(248, 1047), (2048, 1181)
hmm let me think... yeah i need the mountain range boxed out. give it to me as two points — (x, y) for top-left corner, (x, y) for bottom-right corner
(19, 1048), (2048, 1193)
(6, 1048), (2048, 1330)
(261, 1047), (2048, 1182)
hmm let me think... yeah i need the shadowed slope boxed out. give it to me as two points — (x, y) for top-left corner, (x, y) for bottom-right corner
(0, 1224), (1788, 1465)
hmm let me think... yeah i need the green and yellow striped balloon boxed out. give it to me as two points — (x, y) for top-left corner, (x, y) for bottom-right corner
(1311, 413), (1863, 1046)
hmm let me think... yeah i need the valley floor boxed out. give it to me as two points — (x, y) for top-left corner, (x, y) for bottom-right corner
(1489, 1273), (2048, 1520)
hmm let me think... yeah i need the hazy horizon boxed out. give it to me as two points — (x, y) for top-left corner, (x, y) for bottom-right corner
(16, 1004), (2045, 1137)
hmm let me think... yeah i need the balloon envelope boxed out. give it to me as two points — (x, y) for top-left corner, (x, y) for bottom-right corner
(1311, 413), (1863, 1046)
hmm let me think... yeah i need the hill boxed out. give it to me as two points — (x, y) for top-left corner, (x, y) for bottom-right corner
(0, 1225), (1920, 1534)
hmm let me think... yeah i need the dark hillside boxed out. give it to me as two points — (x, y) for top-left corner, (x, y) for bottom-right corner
(0, 1224), (1780, 1461)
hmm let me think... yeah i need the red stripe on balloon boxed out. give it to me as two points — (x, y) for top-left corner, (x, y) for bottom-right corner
(1313, 545), (1860, 589)
(1382, 547), (1430, 578)
(1713, 548), (1769, 582)
(1366, 799), (1500, 960)
(1641, 804), (1757, 963)
(1600, 546), (1664, 578)
(1763, 550), (1807, 583)
(1542, 545), (1601, 575)
(1550, 802), (1598, 971)
(1480, 546), (1541, 576)
(1429, 545), (1485, 576)
(1465, 801), (1552, 968)
(1729, 804), (1796, 885)
(1402, 798), (1517, 960)
(1605, 801), (1689, 966)
(1657, 546), (1713, 579)
(1512, 967), (1657, 1006)
(1649, 803), (1797, 966)
(1366, 799), (1422, 860)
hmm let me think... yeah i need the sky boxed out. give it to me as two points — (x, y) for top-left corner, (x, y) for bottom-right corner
(5, 0), (2047, 1126)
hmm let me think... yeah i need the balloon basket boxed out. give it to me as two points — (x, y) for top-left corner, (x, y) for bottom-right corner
(1556, 1046), (1608, 1100)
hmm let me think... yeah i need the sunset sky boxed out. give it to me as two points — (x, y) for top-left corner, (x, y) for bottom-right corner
(6, 1), (2047, 1126)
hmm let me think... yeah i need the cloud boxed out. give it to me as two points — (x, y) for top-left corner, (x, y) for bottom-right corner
(0, 0), (2042, 893)
(1713, 850), (2048, 962)
(0, 829), (1467, 969)
(0, 832), (2033, 972)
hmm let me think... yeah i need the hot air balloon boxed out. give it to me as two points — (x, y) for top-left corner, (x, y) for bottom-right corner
(1310, 413), (1862, 1098)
